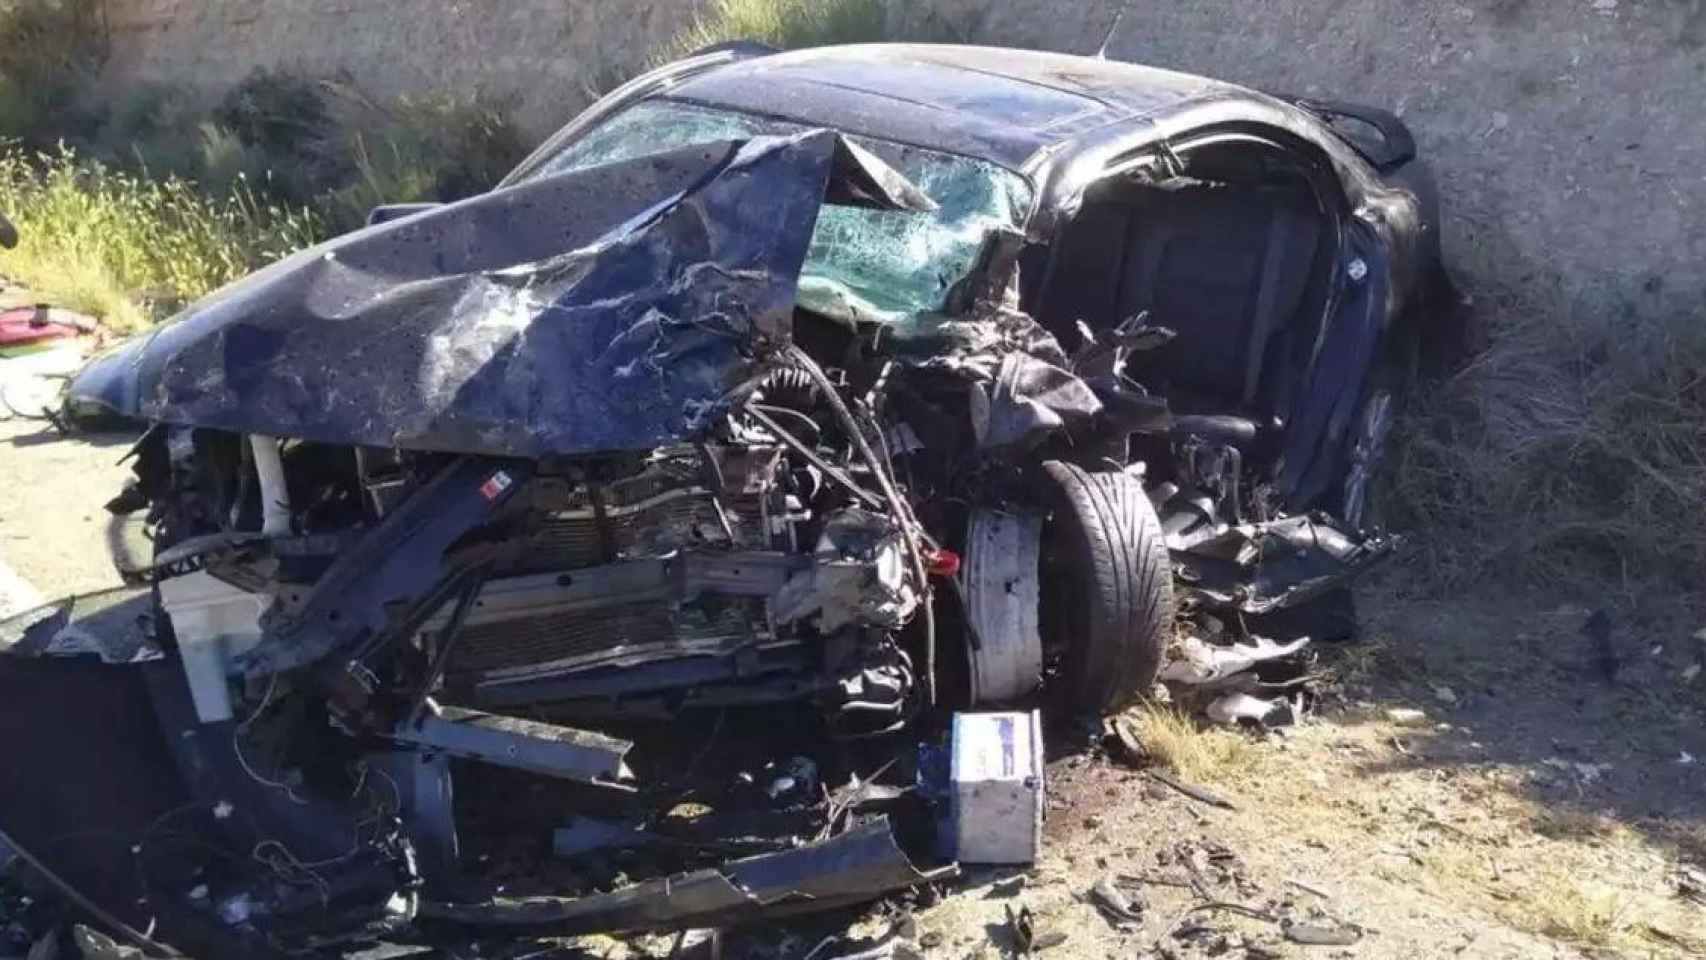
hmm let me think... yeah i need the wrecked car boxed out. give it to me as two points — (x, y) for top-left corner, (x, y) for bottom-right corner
(3, 43), (1444, 957)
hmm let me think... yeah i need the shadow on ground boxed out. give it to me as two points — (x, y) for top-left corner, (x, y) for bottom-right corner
(1331, 583), (1706, 864)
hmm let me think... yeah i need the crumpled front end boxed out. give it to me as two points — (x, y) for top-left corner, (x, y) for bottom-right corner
(67, 130), (931, 457)
(10, 115), (1401, 956)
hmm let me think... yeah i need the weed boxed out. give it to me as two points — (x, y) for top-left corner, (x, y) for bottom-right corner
(1512, 864), (1637, 948)
(664, 0), (893, 61)
(1530, 807), (1625, 843)
(315, 91), (527, 234)
(1128, 704), (1255, 784)
(0, 145), (320, 330)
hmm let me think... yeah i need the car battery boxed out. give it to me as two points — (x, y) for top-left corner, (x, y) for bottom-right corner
(944, 710), (1044, 864)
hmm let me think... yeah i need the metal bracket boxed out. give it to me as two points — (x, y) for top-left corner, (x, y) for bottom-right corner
(393, 705), (635, 790)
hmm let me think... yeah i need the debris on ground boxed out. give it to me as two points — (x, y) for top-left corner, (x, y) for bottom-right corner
(1003, 903), (1067, 955)
(1146, 771), (1239, 811)
(1087, 876), (1147, 928)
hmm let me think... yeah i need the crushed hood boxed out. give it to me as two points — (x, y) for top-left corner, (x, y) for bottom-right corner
(69, 131), (931, 457)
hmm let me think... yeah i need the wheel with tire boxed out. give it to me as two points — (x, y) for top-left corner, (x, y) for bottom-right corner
(1037, 461), (1174, 714)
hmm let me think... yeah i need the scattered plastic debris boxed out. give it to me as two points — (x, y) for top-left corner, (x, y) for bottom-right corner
(1161, 635), (1311, 686)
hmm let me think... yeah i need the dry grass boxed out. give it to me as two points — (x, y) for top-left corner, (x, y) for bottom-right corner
(1389, 303), (1706, 602)
(1404, 835), (1679, 954)
(1127, 704), (1257, 784)
(0, 146), (320, 329)
(1248, 723), (1706, 956)
(1530, 807), (1626, 843)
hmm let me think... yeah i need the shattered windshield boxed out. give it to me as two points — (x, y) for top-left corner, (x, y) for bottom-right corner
(525, 101), (1034, 323)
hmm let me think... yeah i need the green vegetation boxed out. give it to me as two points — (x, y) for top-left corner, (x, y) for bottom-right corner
(0, 147), (319, 330)
(0, 0), (526, 325)
(0, 0), (904, 328)
(665, 0), (891, 60)
(319, 91), (527, 234)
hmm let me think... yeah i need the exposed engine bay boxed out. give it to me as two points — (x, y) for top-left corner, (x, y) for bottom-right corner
(0, 110), (1419, 956)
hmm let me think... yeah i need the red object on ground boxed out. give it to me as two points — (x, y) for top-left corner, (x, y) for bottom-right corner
(0, 306), (79, 348)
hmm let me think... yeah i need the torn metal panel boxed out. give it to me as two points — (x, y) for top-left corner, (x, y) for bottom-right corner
(1276, 224), (1393, 510)
(1159, 635), (1311, 687)
(1340, 386), (1394, 530)
(69, 131), (930, 458)
(419, 816), (951, 935)
(394, 705), (635, 788)
(1169, 513), (1399, 614)
(0, 589), (161, 664)
(969, 354), (1103, 451)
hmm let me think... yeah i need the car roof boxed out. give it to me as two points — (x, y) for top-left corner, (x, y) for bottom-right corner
(662, 44), (1250, 170)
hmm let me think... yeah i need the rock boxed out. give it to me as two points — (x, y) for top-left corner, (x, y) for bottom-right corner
(1283, 921), (1362, 946)
(1385, 707), (1427, 725)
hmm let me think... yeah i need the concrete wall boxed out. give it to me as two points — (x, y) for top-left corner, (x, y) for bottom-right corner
(101, 0), (699, 134)
(913, 0), (1706, 322)
(99, 0), (1706, 316)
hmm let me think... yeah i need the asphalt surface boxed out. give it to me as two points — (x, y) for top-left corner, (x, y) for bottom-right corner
(0, 344), (140, 615)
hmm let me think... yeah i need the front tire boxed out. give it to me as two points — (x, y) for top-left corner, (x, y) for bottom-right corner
(1037, 461), (1174, 714)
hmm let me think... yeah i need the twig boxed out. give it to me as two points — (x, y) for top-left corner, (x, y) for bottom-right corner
(1117, 871), (1196, 889)
(1285, 876), (1334, 900)
(1148, 770), (1238, 810)
(1187, 901), (1281, 923)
